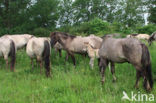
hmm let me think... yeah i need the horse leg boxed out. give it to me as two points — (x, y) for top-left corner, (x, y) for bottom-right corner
(31, 58), (34, 70)
(134, 70), (141, 89)
(65, 52), (69, 61)
(99, 58), (108, 85)
(110, 62), (117, 82)
(39, 60), (43, 74)
(98, 58), (100, 66)
(37, 56), (42, 74)
(68, 51), (76, 66)
(4, 55), (9, 70)
(143, 70), (151, 91)
(5, 59), (9, 69)
(58, 49), (62, 57)
(70, 53), (76, 66)
(89, 57), (94, 69)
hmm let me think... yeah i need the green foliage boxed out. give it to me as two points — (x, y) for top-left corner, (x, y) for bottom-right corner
(137, 24), (156, 34)
(0, 0), (155, 37)
(29, 0), (59, 28)
(0, 28), (10, 36)
(88, 18), (112, 34)
(58, 18), (114, 35)
(148, 0), (156, 24)
(33, 28), (50, 37)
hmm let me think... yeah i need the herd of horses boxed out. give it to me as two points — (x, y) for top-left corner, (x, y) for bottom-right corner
(0, 31), (156, 92)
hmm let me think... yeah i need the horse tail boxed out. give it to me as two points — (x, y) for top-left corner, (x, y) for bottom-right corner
(141, 44), (153, 90)
(43, 40), (51, 77)
(9, 40), (16, 71)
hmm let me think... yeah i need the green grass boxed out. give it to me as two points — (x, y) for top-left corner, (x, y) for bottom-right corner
(0, 42), (156, 103)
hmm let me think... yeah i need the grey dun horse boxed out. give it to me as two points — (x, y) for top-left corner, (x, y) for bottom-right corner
(98, 36), (153, 91)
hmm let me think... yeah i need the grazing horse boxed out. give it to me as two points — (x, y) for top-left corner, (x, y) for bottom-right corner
(26, 37), (51, 77)
(148, 31), (156, 46)
(42, 37), (63, 57)
(127, 34), (150, 40)
(98, 36), (153, 91)
(0, 37), (16, 71)
(50, 32), (102, 66)
(2, 34), (33, 50)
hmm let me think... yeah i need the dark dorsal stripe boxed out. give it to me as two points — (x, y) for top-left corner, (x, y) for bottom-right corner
(131, 34), (139, 36)
(54, 32), (76, 39)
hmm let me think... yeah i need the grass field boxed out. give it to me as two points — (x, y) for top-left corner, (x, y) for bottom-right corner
(0, 42), (156, 103)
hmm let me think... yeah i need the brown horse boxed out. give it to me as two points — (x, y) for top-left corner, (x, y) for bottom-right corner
(50, 32), (102, 66)
(98, 36), (153, 91)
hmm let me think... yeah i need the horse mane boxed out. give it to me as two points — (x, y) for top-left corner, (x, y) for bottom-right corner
(101, 34), (113, 39)
(52, 32), (76, 39)
(131, 34), (139, 36)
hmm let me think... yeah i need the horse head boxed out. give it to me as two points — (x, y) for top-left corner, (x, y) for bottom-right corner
(50, 32), (60, 47)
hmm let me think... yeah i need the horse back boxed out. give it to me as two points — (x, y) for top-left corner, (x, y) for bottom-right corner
(122, 39), (142, 64)
(99, 38), (126, 62)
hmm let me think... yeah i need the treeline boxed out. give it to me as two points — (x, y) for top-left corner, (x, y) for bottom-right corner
(0, 0), (155, 36)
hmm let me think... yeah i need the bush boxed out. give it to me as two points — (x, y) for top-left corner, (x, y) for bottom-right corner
(137, 24), (156, 35)
(88, 18), (112, 34)
(0, 28), (10, 36)
(58, 18), (115, 35)
(33, 27), (50, 37)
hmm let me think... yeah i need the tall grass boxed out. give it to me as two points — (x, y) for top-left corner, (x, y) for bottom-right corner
(0, 43), (156, 103)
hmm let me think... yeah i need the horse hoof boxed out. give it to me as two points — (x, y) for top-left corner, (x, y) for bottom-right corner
(146, 87), (152, 92)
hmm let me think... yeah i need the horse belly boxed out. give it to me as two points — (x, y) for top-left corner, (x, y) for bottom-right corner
(69, 42), (86, 53)
(15, 42), (26, 49)
(110, 56), (127, 63)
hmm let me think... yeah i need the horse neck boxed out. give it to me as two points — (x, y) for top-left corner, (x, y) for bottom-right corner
(57, 36), (68, 47)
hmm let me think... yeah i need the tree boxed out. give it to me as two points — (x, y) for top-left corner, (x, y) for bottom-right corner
(58, 0), (74, 26)
(72, 0), (92, 24)
(115, 0), (145, 28)
(148, 0), (156, 24)
(29, 0), (59, 29)
(0, 0), (31, 29)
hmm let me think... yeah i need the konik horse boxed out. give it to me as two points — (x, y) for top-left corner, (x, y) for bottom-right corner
(26, 37), (51, 77)
(2, 34), (33, 50)
(0, 37), (16, 71)
(50, 32), (102, 66)
(98, 36), (153, 91)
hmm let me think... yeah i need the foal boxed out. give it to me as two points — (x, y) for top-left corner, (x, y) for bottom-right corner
(84, 42), (99, 69)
